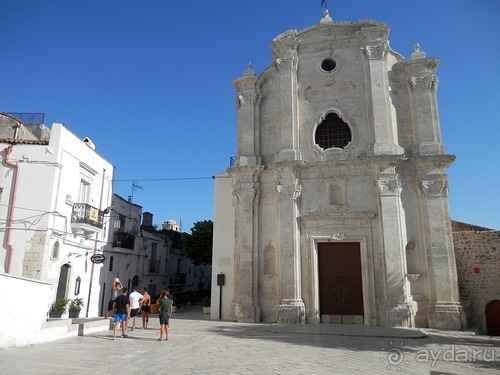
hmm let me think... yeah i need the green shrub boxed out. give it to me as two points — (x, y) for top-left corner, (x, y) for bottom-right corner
(69, 298), (84, 311)
(202, 296), (211, 307)
(50, 298), (68, 313)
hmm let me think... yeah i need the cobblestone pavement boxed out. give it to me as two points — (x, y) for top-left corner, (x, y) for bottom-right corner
(1, 305), (499, 374)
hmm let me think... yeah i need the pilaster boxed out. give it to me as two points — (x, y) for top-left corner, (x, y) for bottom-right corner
(275, 163), (305, 323)
(229, 167), (262, 322)
(271, 34), (301, 162)
(361, 26), (404, 156)
(398, 45), (445, 156)
(418, 165), (464, 329)
(233, 63), (261, 166)
(376, 161), (415, 327)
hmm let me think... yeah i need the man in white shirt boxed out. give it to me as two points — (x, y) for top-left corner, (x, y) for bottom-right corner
(128, 286), (144, 331)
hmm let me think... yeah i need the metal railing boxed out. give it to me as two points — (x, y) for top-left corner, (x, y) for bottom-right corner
(113, 232), (135, 250)
(7, 112), (45, 124)
(71, 203), (104, 228)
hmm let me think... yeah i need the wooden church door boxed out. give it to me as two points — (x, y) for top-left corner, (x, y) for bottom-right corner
(318, 242), (363, 324)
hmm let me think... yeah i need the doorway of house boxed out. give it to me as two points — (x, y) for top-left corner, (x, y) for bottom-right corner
(485, 299), (500, 336)
(318, 242), (363, 324)
(56, 264), (70, 300)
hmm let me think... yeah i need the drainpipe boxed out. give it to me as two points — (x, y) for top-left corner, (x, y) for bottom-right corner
(86, 168), (106, 317)
(3, 146), (19, 274)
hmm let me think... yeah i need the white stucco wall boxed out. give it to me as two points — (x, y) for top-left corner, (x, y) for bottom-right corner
(0, 274), (51, 348)
(0, 122), (114, 319)
(211, 172), (235, 320)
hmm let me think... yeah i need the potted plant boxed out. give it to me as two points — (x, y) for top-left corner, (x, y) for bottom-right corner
(69, 298), (84, 318)
(202, 296), (211, 314)
(49, 298), (68, 318)
(150, 296), (160, 314)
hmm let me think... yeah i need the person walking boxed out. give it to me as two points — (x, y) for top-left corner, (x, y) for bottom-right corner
(140, 287), (151, 329)
(105, 278), (122, 319)
(112, 287), (130, 339)
(157, 289), (173, 341)
(128, 286), (143, 331)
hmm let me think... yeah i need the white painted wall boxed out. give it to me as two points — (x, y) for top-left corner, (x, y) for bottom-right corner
(0, 122), (114, 320)
(0, 274), (51, 348)
(211, 172), (234, 320)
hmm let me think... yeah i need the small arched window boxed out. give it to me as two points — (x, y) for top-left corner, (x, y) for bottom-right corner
(315, 113), (351, 150)
(52, 241), (60, 260)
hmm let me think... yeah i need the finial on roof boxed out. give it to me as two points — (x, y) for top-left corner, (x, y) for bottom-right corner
(243, 62), (256, 77)
(410, 43), (427, 60)
(320, 9), (332, 23)
(320, 0), (332, 23)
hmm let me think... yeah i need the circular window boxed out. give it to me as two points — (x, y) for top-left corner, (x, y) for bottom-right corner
(321, 58), (337, 72)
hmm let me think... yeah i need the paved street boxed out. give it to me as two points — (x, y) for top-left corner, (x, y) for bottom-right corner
(1, 305), (499, 374)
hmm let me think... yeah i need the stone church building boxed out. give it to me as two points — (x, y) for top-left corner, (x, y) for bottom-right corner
(212, 11), (465, 329)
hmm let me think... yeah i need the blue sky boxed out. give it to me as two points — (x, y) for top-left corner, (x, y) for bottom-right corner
(1, 1), (499, 231)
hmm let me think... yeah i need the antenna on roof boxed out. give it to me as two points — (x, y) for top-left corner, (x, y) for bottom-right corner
(130, 180), (143, 203)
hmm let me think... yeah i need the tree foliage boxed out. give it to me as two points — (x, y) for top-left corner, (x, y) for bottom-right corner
(182, 220), (213, 265)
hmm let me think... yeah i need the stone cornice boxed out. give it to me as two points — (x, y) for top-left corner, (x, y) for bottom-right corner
(299, 211), (376, 220)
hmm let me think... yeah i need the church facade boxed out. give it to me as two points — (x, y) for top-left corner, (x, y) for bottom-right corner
(212, 11), (463, 329)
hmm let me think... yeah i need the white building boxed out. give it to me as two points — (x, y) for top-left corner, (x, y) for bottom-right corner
(212, 12), (463, 329)
(0, 113), (113, 347)
(102, 198), (211, 309)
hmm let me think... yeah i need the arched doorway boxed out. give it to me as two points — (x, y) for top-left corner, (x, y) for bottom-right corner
(485, 300), (500, 336)
(56, 264), (71, 300)
(132, 275), (139, 290)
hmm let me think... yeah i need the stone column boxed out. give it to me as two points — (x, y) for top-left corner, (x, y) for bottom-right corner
(418, 160), (464, 329)
(229, 167), (262, 322)
(271, 34), (301, 162)
(233, 63), (261, 166)
(275, 163), (305, 323)
(376, 161), (416, 327)
(399, 45), (446, 156)
(361, 26), (404, 156)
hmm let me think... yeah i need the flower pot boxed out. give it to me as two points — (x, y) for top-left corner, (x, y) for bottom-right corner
(150, 304), (159, 314)
(49, 312), (63, 318)
(69, 310), (81, 318)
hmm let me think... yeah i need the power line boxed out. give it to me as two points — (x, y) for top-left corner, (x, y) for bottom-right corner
(113, 177), (213, 182)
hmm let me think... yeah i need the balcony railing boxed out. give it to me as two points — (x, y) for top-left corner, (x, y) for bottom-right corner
(113, 232), (135, 250)
(71, 203), (104, 233)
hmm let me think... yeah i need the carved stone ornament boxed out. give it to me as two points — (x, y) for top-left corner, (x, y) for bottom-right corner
(233, 187), (258, 207)
(420, 179), (449, 197)
(376, 178), (402, 196)
(276, 178), (302, 201)
(362, 43), (388, 60)
(407, 75), (439, 92)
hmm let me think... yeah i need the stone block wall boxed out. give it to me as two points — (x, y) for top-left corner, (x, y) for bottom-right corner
(453, 230), (500, 333)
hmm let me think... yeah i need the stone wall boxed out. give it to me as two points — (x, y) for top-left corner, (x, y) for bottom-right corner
(453, 230), (500, 333)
